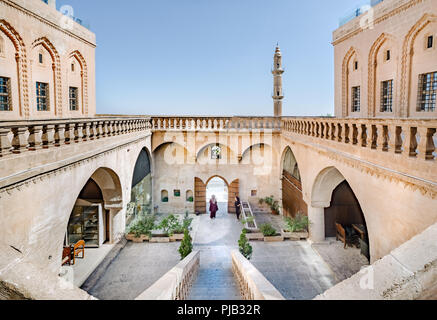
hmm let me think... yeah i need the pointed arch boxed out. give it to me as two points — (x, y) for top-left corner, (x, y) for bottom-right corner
(0, 19), (29, 117)
(400, 14), (437, 117)
(68, 50), (89, 115)
(341, 47), (358, 117)
(367, 33), (398, 117)
(31, 37), (62, 116)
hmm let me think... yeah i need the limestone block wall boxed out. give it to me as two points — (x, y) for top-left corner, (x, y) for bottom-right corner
(0, 0), (96, 120)
(152, 132), (282, 214)
(333, 0), (437, 118)
(279, 132), (437, 263)
(0, 134), (151, 273)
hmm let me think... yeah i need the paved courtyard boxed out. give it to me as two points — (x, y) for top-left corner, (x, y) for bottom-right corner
(188, 202), (242, 300)
(250, 241), (336, 300)
(84, 241), (181, 300)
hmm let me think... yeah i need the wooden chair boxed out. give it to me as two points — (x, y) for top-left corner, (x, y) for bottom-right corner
(62, 247), (72, 266)
(336, 223), (348, 249)
(72, 240), (85, 265)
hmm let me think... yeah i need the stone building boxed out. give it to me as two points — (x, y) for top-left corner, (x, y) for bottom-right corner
(0, 0), (96, 120)
(0, 0), (436, 300)
(334, 0), (437, 118)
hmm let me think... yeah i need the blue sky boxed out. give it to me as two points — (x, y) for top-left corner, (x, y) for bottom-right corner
(57, 0), (356, 116)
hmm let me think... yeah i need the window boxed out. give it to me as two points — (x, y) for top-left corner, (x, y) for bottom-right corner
(351, 86), (360, 112)
(386, 50), (391, 61)
(0, 77), (11, 111)
(381, 80), (393, 112)
(427, 36), (434, 49)
(71, 63), (75, 72)
(0, 36), (4, 56)
(211, 145), (222, 160)
(69, 87), (78, 111)
(161, 190), (169, 202)
(417, 72), (437, 112)
(38, 53), (43, 64)
(174, 190), (181, 197)
(354, 61), (358, 70)
(36, 82), (49, 111)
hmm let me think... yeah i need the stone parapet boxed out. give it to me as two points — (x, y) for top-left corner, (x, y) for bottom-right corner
(231, 250), (285, 300)
(282, 117), (437, 190)
(150, 116), (282, 132)
(135, 250), (200, 300)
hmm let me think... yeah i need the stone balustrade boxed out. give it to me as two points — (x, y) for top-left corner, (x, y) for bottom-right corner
(282, 117), (437, 162)
(231, 250), (285, 300)
(0, 117), (151, 158)
(135, 250), (200, 300)
(150, 116), (282, 132)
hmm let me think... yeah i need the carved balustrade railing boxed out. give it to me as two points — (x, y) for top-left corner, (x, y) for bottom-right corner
(282, 117), (437, 162)
(150, 116), (282, 132)
(0, 117), (152, 158)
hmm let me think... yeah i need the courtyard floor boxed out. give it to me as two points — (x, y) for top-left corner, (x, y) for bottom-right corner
(80, 206), (368, 300)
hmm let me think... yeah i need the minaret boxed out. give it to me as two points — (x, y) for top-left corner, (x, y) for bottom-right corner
(272, 45), (284, 117)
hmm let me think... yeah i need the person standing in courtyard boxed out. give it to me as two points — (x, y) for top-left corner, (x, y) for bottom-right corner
(209, 195), (218, 219)
(235, 196), (242, 220)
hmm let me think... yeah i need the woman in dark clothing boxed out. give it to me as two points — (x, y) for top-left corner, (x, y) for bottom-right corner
(209, 195), (218, 219)
(235, 196), (242, 220)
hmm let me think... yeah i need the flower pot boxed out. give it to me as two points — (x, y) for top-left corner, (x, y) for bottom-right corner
(170, 233), (184, 242)
(264, 235), (284, 242)
(281, 229), (293, 239)
(141, 235), (150, 241)
(290, 231), (309, 241)
(132, 236), (144, 243)
(271, 209), (279, 215)
(125, 233), (136, 241)
(246, 233), (264, 241)
(150, 237), (171, 243)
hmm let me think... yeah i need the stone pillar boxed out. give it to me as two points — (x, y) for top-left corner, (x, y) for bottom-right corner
(308, 205), (326, 243)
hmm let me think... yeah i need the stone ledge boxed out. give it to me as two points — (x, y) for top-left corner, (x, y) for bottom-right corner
(315, 222), (437, 300)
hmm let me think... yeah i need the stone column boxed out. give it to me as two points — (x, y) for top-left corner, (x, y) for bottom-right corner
(308, 204), (327, 243)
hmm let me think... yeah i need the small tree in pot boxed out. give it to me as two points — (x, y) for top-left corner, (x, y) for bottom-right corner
(259, 196), (281, 215)
(178, 228), (193, 260)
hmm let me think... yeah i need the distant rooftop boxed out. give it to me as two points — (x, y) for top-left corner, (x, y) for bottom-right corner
(339, 0), (384, 27)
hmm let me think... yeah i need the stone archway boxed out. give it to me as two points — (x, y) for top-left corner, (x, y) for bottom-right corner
(310, 166), (370, 260)
(66, 167), (123, 249)
(281, 146), (307, 217)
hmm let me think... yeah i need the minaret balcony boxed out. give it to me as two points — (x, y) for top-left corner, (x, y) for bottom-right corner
(272, 95), (284, 100)
(271, 68), (284, 75)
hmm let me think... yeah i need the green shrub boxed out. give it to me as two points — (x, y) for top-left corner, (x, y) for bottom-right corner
(162, 197), (169, 203)
(284, 213), (310, 232)
(259, 196), (280, 213)
(178, 228), (193, 260)
(128, 214), (156, 237)
(260, 223), (277, 237)
(238, 229), (253, 260)
(187, 196), (194, 202)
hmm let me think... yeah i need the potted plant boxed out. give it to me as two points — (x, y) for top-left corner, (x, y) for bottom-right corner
(259, 196), (281, 215)
(283, 213), (310, 240)
(187, 196), (194, 203)
(238, 229), (253, 260)
(178, 228), (193, 260)
(260, 223), (284, 242)
(169, 213), (193, 242)
(240, 217), (263, 241)
(151, 214), (174, 243)
(125, 214), (156, 242)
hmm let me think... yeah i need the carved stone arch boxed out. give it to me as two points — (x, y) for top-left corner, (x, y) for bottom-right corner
(341, 47), (358, 117)
(31, 37), (62, 116)
(368, 33), (398, 117)
(0, 19), (29, 117)
(400, 14), (437, 117)
(68, 50), (88, 115)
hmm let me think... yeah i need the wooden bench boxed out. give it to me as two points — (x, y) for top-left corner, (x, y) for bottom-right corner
(62, 247), (72, 266)
(336, 223), (348, 249)
(72, 240), (85, 265)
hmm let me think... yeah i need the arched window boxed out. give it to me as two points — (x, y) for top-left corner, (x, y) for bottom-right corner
(161, 190), (169, 202)
(186, 190), (193, 202)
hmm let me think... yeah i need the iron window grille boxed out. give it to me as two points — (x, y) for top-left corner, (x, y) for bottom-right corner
(36, 82), (49, 111)
(0, 76), (11, 111)
(381, 80), (393, 112)
(417, 72), (437, 112)
(69, 87), (78, 111)
(352, 86), (361, 112)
